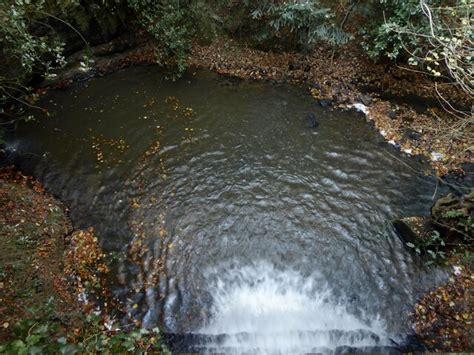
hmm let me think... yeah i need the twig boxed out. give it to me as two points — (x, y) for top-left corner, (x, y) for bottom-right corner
(432, 178), (439, 201)
(330, 2), (354, 67)
(36, 10), (89, 49)
(0, 87), (44, 112)
(383, 150), (419, 174)
(437, 176), (472, 194)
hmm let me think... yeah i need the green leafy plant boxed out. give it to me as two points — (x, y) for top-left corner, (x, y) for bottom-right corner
(406, 230), (447, 264)
(0, 0), (92, 139)
(127, 0), (194, 79)
(442, 209), (466, 219)
(250, 0), (351, 50)
(0, 299), (170, 354)
(361, 0), (435, 61)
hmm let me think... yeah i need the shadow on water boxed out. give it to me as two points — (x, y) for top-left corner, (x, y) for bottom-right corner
(7, 66), (466, 353)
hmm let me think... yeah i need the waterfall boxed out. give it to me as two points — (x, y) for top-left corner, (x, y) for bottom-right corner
(198, 262), (392, 354)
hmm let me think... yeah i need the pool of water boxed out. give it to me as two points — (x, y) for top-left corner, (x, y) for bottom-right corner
(9, 67), (449, 353)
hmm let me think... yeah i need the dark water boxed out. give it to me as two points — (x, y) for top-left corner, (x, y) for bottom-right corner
(9, 67), (450, 353)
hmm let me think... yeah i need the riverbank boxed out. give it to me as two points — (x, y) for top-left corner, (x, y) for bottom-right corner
(393, 189), (473, 351)
(190, 38), (472, 176)
(412, 265), (473, 351)
(0, 166), (169, 353)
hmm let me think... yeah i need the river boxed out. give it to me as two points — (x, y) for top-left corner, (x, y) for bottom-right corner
(9, 67), (449, 353)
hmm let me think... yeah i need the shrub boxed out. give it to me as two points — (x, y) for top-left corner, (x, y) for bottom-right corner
(0, 0), (90, 113)
(127, 0), (194, 79)
(360, 0), (436, 61)
(250, 0), (351, 50)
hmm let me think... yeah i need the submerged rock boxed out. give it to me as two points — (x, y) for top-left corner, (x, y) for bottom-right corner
(305, 112), (319, 128)
(392, 216), (433, 247)
(318, 98), (333, 107)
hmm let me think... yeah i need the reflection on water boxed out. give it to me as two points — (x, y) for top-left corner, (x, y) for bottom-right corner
(11, 67), (449, 352)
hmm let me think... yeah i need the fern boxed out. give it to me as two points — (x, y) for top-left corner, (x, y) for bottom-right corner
(251, 0), (352, 48)
(311, 24), (352, 45)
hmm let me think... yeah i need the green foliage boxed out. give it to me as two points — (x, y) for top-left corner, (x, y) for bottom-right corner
(442, 209), (466, 219)
(361, 0), (434, 61)
(406, 230), (447, 264)
(0, 0), (92, 116)
(406, 208), (473, 265)
(250, 0), (351, 49)
(459, 250), (474, 268)
(127, 0), (193, 79)
(0, 299), (170, 354)
(458, 216), (474, 235)
(360, 0), (473, 111)
(0, 1), (77, 75)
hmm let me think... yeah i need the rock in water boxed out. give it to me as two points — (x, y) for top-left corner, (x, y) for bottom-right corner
(392, 216), (433, 247)
(306, 113), (319, 128)
(319, 99), (333, 107)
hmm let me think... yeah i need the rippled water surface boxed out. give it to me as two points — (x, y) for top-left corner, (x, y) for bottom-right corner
(11, 67), (449, 353)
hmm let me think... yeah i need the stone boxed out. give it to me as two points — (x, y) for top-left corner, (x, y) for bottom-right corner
(404, 128), (422, 141)
(431, 189), (474, 241)
(431, 189), (474, 221)
(392, 216), (433, 246)
(387, 110), (397, 119)
(288, 61), (300, 71)
(359, 94), (373, 106)
(318, 98), (333, 107)
(305, 113), (319, 128)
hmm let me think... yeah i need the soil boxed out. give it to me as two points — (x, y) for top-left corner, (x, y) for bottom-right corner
(0, 166), (110, 342)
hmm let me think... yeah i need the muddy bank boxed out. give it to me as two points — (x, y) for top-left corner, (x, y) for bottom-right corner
(0, 166), (75, 338)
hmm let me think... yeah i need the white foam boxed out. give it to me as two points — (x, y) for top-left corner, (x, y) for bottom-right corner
(351, 103), (369, 115)
(199, 262), (390, 354)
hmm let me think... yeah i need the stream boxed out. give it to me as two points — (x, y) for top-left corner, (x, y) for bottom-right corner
(8, 67), (450, 354)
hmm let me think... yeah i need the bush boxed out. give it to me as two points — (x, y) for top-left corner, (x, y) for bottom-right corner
(0, 0), (91, 113)
(250, 0), (351, 50)
(127, 0), (194, 79)
(360, 0), (436, 61)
